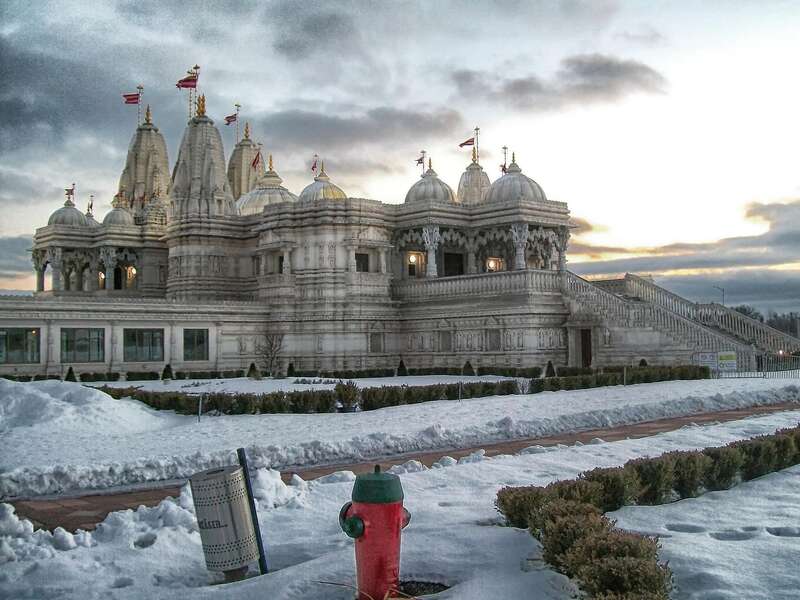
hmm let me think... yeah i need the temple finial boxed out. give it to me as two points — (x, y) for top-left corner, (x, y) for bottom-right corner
(244, 122), (250, 139)
(268, 153), (273, 171)
(428, 157), (432, 170)
(471, 146), (477, 163)
(196, 94), (206, 117)
(511, 151), (516, 163)
(144, 104), (152, 124)
(320, 160), (325, 174)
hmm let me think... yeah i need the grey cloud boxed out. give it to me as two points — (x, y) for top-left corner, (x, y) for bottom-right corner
(452, 53), (666, 111)
(253, 106), (464, 151)
(615, 25), (665, 46)
(0, 171), (64, 210)
(272, 9), (357, 60)
(0, 236), (33, 277)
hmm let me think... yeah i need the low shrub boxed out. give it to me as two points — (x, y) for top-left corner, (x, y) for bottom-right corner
(703, 446), (744, 490)
(577, 554), (670, 599)
(629, 455), (675, 505)
(64, 367), (76, 382)
(773, 433), (798, 469)
(539, 501), (611, 570)
(528, 480), (604, 535)
(335, 381), (360, 409)
(161, 364), (173, 380)
(125, 371), (160, 381)
(247, 362), (260, 379)
(397, 359), (407, 376)
(669, 451), (712, 498)
(556, 366), (593, 377)
(545, 360), (556, 378)
(581, 466), (641, 512)
(286, 362), (295, 378)
(462, 360), (475, 376)
(496, 485), (550, 529)
(734, 436), (778, 481)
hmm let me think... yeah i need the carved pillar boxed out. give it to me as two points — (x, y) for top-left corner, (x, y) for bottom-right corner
(465, 235), (477, 274)
(47, 248), (63, 291)
(422, 225), (441, 278)
(511, 223), (529, 270)
(282, 247), (292, 275)
(100, 247), (117, 290)
(32, 251), (45, 292)
(379, 249), (387, 274)
(347, 245), (357, 272)
(556, 226), (570, 271)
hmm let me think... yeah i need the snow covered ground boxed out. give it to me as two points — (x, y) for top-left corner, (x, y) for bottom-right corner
(2, 408), (799, 599)
(614, 465), (800, 600)
(1, 378), (799, 498)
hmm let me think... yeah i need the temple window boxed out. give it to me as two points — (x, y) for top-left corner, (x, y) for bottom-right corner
(61, 328), (104, 363)
(487, 329), (502, 351)
(443, 252), (465, 277)
(277, 255), (284, 274)
(439, 331), (452, 352)
(126, 266), (137, 289)
(369, 332), (384, 353)
(355, 253), (370, 273)
(407, 252), (423, 277)
(123, 328), (164, 362)
(183, 329), (209, 361)
(0, 328), (40, 364)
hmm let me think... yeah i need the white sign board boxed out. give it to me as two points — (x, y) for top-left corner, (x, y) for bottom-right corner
(695, 352), (718, 370)
(717, 351), (738, 372)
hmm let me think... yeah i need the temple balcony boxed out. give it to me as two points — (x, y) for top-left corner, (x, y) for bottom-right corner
(391, 268), (562, 303)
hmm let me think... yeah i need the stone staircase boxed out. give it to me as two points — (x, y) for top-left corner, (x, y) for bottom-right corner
(561, 271), (756, 367)
(609, 274), (800, 355)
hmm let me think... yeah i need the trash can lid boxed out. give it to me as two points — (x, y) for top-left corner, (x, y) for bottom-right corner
(352, 465), (404, 504)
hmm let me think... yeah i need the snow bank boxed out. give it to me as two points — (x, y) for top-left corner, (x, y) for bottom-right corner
(2, 378), (799, 498)
(3, 410), (800, 599)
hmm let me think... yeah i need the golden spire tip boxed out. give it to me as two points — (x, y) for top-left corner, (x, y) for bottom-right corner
(196, 94), (206, 117)
(428, 157), (432, 170)
(471, 146), (477, 163)
(144, 104), (152, 124)
(512, 151), (516, 163)
(268, 153), (273, 171)
(244, 122), (250, 139)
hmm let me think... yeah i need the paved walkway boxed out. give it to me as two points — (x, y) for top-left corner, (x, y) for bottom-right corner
(12, 401), (799, 532)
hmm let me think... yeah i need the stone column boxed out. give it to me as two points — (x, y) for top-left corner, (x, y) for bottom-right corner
(100, 247), (117, 290)
(378, 249), (387, 274)
(347, 245), (357, 272)
(556, 226), (569, 271)
(422, 225), (441, 278)
(47, 248), (63, 291)
(511, 223), (529, 270)
(32, 251), (45, 292)
(282, 248), (292, 274)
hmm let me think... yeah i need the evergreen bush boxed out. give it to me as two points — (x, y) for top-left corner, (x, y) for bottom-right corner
(397, 359), (407, 376)
(703, 446), (744, 490)
(581, 466), (641, 512)
(64, 367), (76, 382)
(335, 380), (360, 410)
(462, 360), (475, 376)
(668, 451), (712, 498)
(545, 360), (556, 378)
(161, 364), (173, 380)
(629, 455), (675, 505)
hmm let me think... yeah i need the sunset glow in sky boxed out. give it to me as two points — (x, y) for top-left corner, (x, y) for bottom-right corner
(1, 1), (798, 310)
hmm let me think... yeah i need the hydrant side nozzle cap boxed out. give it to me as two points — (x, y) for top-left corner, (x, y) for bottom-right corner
(351, 469), (404, 504)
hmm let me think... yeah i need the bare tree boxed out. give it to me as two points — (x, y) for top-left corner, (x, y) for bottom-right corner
(255, 330), (285, 377)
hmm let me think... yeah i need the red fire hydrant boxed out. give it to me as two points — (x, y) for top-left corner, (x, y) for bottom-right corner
(339, 465), (411, 600)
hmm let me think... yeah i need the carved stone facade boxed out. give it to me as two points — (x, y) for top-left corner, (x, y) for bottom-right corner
(3, 103), (781, 378)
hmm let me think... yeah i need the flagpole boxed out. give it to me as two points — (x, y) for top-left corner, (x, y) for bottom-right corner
(474, 126), (480, 163)
(420, 150), (426, 175)
(137, 85), (144, 125)
(502, 145), (508, 171)
(234, 103), (241, 143)
(194, 65), (200, 118)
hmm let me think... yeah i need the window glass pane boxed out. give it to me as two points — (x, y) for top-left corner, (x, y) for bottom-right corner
(0, 328), (40, 364)
(184, 329), (208, 361)
(356, 253), (370, 273)
(369, 332), (383, 353)
(123, 329), (163, 362)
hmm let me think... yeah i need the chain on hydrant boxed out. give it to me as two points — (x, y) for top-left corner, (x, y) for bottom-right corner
(339, 465), (411, 600)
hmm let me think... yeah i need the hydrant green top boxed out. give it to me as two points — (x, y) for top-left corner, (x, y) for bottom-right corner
(351, 465), (404, 503)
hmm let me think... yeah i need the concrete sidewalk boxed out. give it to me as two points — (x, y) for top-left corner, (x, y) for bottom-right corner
(12, 401), (799, 532)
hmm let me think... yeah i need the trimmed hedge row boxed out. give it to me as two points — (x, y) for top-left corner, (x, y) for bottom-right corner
(530, 365), (710, 394)
(98, 379), (520, 415)
(496, 424), (800, 599)
(99, 386), (338, 415)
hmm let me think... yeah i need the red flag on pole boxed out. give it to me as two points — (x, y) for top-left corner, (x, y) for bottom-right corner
(415, 155), (424, 165)
(224, 114), (237, 125)
(311, 155), (318, 173)
(459, 137), (475, 147)
(122, 93), (140, 104)
(176, 74), (198, 89)
(251, 150), (261, 169)
(500, 164), (507, 174)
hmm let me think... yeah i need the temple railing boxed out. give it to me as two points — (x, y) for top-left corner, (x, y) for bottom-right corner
(623, 274), (800, 354)
(562, 271), (755, 368)
(391, 269), (561, 301)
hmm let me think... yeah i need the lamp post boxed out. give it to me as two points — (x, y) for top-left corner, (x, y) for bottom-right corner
(713, 285), (725, 306)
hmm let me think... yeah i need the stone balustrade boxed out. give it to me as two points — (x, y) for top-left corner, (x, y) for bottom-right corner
(391, 269), (561, 301)
(624, 274), (800, 353)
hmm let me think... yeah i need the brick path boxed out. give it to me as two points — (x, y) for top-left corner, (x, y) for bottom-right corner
(12, 401), (799, 533)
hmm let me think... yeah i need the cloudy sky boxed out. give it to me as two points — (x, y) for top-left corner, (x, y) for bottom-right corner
(1, 1), (799, 312)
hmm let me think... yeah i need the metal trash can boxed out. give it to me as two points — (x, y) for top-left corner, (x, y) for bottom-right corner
(190, 465), (260, 573)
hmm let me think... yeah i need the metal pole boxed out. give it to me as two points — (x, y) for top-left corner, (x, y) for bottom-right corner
(237, 447), (268, 575)
(197, 393), (203, 423)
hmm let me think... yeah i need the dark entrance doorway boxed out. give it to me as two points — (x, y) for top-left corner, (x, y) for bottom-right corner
(443, 252), (465, 277)
(580, 328), (593, 368)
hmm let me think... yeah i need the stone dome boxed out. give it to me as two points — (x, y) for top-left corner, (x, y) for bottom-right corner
(484, 154), (546, 204)
(103, 195), (136, 226)
(236, 155), (298, 215)
(405, 160), (456, 204)
(48, 198), (88, 226)
(298, 163), (347, 202)
(457, 149), (491, 205)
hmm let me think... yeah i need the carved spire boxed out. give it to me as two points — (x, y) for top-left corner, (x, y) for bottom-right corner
(471, 146), (477, 163)
(244, 122), (250, 139)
